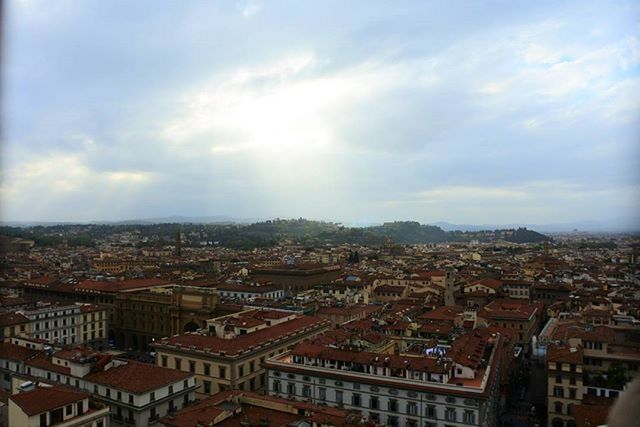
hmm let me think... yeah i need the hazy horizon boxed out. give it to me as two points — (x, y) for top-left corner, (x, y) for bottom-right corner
(2, 1), (639, 227)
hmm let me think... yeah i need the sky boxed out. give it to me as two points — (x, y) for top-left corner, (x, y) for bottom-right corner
(2, 0), (639, 228)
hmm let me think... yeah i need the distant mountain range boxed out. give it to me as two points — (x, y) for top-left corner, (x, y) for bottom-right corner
(1, 215), (264, 227)
(431, 218), (639, 233)
(2, 216), (638, 233)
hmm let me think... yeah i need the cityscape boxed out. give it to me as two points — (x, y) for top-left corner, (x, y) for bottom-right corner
(1, 1), (639, 427)
(0, 221), (638, 426)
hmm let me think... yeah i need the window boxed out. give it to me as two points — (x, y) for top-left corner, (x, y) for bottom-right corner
(250, 361), (255, 372)
(219, 366), (226, 379)
(352, 393), (361, 406)
(387, 416), (399, 427)
(117, 391), (122, 401)
(273, 380), (281, 393)
(129, 395), (134, 404)
(189, 361), (195, 373)
(336, 390), (343, 405)
(369, 396), (379, 409)
(319, 387), (326, 401)
(556, 374), (562, 383)
(162, 355), (168, 367)
(463, 410), (476, 424)
(175, 358), (182, 370)
(302, 385), (311, 398)
(106, 388), (111, 398)
(239, 365), (244, 377)
(407, 402), (418, 416)
(388, 399), (398, 412)
(369, 412), (379, 423)
(150, 392), (155, 401)
(555, 401), (563, 414)
(204, 363), (210, 376)
(287, 382), (295, 395)
(570, 376), (576, 385)
(569, 388), (576, 399)
(553, 386), (564, 398)
(426, 405), (436, 418)
(445, 407), (457, 422)
(169, 385), (173, 394)
(65, 405), (72, 415)
(204, 381), (211, 394)
(184, 379), (189, 388)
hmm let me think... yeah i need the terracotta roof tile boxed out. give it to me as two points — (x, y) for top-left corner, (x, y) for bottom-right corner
(9, 385), (89, 416)
(84, 361), (192, 393)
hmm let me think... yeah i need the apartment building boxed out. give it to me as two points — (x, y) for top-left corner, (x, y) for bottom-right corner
(546, 344), (584, 427)
(159, 390), (369, 426)
(18, 302), (83, 345)
(265, 329), (502, 427)
(153, 309), (331, 396)
(78, 304), (108, 349)
(477, 299), (542, 349)
(9, 384), (109, 427)
(0, 312), (30, 341)
(0, 339), (197, 427)
(8, 302), (109, 347)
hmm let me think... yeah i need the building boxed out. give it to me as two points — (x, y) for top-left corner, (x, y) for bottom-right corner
(547, 344), (584, 427)
(113, 286), (226, 351)
(542, 319), (640, 427)
(477, 299), (542, 349)
(18, 302), (83, 345)
(215, 283), (284, 301)
(159, 390), (370, 427)
(78, 304), (109, 349)
(153, 309), (331, 396)
(501, 280), (532, 300)
(8, 302), (108, 348)
(8, 384), (109, 427)
(251, 264), (342, 294)
(0, 313), (30, 341)
(0, 339), (198, 427)
(265, 329), (503, 427)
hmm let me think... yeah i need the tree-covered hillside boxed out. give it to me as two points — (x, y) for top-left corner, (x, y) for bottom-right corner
(0, 219), (549, 249)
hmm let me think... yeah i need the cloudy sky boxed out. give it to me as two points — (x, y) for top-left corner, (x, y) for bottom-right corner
(2, 0), (639, 227)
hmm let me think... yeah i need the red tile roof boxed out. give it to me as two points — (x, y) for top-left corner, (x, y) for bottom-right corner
(85, 361), (192, 393)
(75, 278), (172, 293)
(157, 316), (329, 356)
(290, 342), (449, 374)
(0, 342), (40, 362)
(26, 354), (71, 375)
(574, 402), (611, 427)
(480, 299), (540, 320)
(466, 278), (503, 290)
(0, 312), (29, 327)
(9, 385), (88, 416)
(547, 344), (583, 365)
